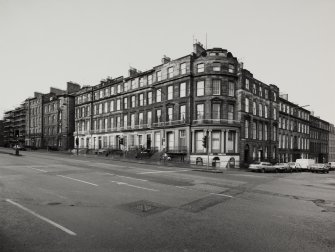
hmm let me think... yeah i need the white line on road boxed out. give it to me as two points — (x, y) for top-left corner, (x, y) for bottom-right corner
(30, 167), (48, 173)
(210, 193), (233, 198)
(137, 169), (189, 174)
(110, 180), (158, 191)
(6, 199), (77, 236)
(57, 175), (98, 186)
(116, 175), (148, 182)
(104, 173), (115, 176)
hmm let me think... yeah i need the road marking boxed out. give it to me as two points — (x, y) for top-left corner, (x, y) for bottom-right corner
(6, 199), (76, 236)
(110, 180), (158, 191)
(210, 193), (233, 198)
(138, 169), (189, 174)
(116, 175), (148, 182)
(30, 167), (48, 173)
(57, 175), (98, 186)
(176, 186), (195, 191)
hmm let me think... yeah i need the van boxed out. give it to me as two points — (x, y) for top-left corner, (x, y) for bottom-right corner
(296, 159), (316, 171)
(328, 162), (335, 171)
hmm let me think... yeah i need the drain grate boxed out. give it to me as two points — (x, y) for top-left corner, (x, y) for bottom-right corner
(120, 200), (169, 216)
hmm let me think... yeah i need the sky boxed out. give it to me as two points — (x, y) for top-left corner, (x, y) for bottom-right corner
(1, 0), (334, 123)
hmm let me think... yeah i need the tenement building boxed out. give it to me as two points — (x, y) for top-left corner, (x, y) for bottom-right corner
(74, 43), (285, 167)
(3, 104), (26, 147)
(25, 83), (80, 149)
(329, 124), (335, 162)
(278, 95), (310, 162)
(237, 69), (279, 166)
(309, 115), (329, 163)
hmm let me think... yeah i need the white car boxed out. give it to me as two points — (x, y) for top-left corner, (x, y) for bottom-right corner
(248, 162), (273, 173)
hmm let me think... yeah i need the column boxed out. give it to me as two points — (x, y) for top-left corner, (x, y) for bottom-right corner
(191, 130), (195, 153)
(208, 129), (212, 154)
(235, 131), (239, 153)
(221, 130), (225, 154)
(225, 130), (229, 153)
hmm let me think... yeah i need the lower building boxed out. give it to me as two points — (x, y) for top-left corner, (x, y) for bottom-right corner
(328, 124), (335, 162)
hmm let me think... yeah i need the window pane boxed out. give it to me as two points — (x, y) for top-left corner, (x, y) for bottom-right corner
(197, 81), (204, 96)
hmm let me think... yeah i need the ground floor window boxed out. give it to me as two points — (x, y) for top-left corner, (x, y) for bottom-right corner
(195, 131), (204, 153)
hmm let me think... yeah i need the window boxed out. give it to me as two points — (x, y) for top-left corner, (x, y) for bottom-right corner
(264, 124), (268, 140)
(212, 104), (220, 119)
(273, 92), (277, 101)
(252, 122), (257, 139)
(123, 98), (128, 109)
(195, 131), (205, 153)
(197, 81), (204, 96)
(116, 99), (120, 110)
(131, 114), (135, 128)
(139, 112), (143, 125)
(168, 107), (173, 121)
(147, 111), (152, 125)
(180, 83), (186, 97)
(245, 120), (249, 138)
(259, 87), (263, 97)
(156, 89), (161, 102)
(245, 79), (249, 90)
(148, 75), (153, 85)
(264, 105), (268, 118)
(111, 86), (115, 95)
(131, 79), (136, 90)
(99, 103), (103, 114)
(258, 123), (263, 140)
(147, 91), (152, 105)
(156, 109), (162, 122)
(212, 131), (221, 153)
(252, 84), (256, 94)
(168, 86), (173, 100)
(228, 105), (234, 121)
(168, 67), (174, 78)
(213, 63), (220, 71)
(180, 105), (186, 121)
(259, 104), (263, 117)
(265, 89), (268, 99)
(197, 63), (204, 73)
(180, 63), (186, 74)
(123, 115), (127, 128)
(156, 71), (162, 81)
(110, 101), (114, 112)
(100, 90), (104, 99)
(273, 126), (277, 141)
(245, 98), (249, 112)
(273, 108), (277, 120)
(212, 80), (221, 95)
(117, 84), (121, 93)
(139, 94), (144, 106)
(139, 78), (144, 87)
(228, 64), (235, 73)
(253, 101), (257, 115)
(196, 104), (204, 120)
(104, 102), (108, 113)
(131, 96), (136, 108)
(228, 82), (235, 96)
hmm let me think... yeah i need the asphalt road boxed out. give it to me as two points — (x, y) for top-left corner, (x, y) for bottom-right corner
(1, 148), (335, 252)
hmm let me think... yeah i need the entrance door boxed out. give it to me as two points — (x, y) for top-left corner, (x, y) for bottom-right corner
(146, 134), (151, 150)
(167, 132), (174, 152)
(244, 144), (250, 164)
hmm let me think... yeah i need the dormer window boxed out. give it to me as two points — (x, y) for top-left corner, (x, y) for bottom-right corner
(228, 64), (235, 73)
(212, 63), (221, 72)
(197, 63), (204, 73)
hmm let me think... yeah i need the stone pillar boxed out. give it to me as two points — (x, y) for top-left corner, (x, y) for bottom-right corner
(191, 130), (195, 153)
(221, 130), (225, 154)
(235, 131), (239, 153)
(208, 129), (212, 153)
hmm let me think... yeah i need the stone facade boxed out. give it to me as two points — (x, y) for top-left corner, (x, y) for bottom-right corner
(278, 96), (310, 162)
(329, 124), (335, 162)
(309, 115), (329, 163)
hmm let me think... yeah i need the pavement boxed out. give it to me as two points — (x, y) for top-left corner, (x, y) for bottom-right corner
(0, 147), (335, 252)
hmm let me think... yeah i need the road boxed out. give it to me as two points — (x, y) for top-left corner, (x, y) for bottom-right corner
(1, 148), (335, 252)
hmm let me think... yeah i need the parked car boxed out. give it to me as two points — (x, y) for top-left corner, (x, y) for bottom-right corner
(288, 162), (302, 172)
(310, 163), (329, 174)
(248, 162), (273, 173)
(328, 162), (335, 171)
(12, 145), (26, 151)
(272, 163), (291, 173)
